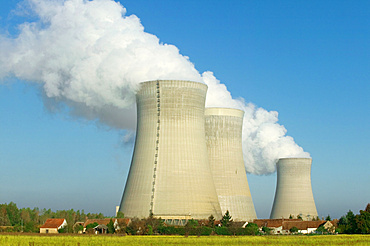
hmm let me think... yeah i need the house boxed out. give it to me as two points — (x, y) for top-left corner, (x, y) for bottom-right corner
(282, 220), (326, 234)
(83, 218), (130, 234)
(40, 218), (67, 233)
(94, 224), (108, 234)
(253, 219), (301, 234)
(320, 221), (336, 234)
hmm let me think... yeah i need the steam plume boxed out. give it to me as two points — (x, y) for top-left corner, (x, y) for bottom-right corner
(0, 0), (310, 175)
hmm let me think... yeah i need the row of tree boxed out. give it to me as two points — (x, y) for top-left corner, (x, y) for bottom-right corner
(0, 202), (106, 233)
(336, 204), (370, 234)
(1, 202), (369, 234)
(111, 212), (260, 236)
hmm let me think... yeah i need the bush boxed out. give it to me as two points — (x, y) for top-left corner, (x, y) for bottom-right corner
(262, 226), (271, 235)
(290, 226), (299, 233)
(214, 226), (231, 235)
(126, 218), (146, 235)
(74, 224), (83, 233)
(85, 222), (98, 234)
(157, 226), (185, 235)
(200, 226), (213, 235)
(316, 225), (328, 234)
(244, 223), (259, 235)
(58, 227), (66, 233)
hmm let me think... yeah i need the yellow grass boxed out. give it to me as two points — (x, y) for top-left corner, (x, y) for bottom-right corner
(0, 234), (369, 246)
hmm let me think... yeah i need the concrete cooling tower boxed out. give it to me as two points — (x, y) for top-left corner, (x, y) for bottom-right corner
(270, 158), (318, 220)
(205, 108), (257, 222)
(119, 80), (222, 221)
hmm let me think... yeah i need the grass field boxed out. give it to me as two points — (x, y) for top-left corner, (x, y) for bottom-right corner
(0, 234), (369, 246)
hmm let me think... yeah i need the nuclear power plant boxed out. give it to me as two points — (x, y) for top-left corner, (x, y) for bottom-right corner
(119, 80), (222, 221)
(270, 158), (318, 220)
(205, 108), (257, 221)
(119, 80), (318, 222)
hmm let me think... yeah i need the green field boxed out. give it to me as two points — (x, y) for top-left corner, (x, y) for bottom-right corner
(0, 234), (369, 246)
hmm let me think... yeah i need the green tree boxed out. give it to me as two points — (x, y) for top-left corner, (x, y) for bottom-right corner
(365, 203), (370, 213)
(221, 210), (233, 227)
(0, 205), (10, 226)
(262, 226), (271, 235)
(58, 227), (67, 233)
(289, 226), (299, 233)
(355, 209), (370, 234)
(346, 210), (357, 234)
(86, 222), (99, 230)
(126, 218), (146, 235)
(6, 202), (20, 226)
(207, 214), (215, 228)
(74, 224), (84, 233)
(107, 219), (115, 234)
(316, 225), (328, 234)
(244, 223), (259, 235)
(143, 213), (164, 235)
(185, 219), (199, 236)
(116, 211), (124, 218)
(325, 215), (332, 221)
(337, 215), (348, 233)
(297, 214), (302, 220)
(24, 221), (38, 232)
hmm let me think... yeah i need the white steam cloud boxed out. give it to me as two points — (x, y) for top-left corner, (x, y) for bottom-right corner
(0, 0), (310, 175)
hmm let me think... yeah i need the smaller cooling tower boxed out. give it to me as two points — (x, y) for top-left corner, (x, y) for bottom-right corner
(270, 158), (318, 220)
(205, 108), (257, 221)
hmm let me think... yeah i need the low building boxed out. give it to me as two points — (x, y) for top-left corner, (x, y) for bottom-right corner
(253, 219), (301, 234)
(320, 221), (336, 234)
(40, 218), (67, 233)
(94, 224), (108, 234)
(253, 219), (334, 234)
(83, 218), (130, 234)
(283, 220), (326, 234)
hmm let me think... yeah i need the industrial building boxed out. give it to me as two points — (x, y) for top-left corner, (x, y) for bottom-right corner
(119, 80), (222, 221)
(205, 107), (257, 221)
(270, 158), (318, 220)
(120, 80), (318, 222)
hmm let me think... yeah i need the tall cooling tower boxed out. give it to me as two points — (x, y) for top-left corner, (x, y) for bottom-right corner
(119, 80), (222, 220)
(270, 158), (318, 220)
(205, 108), (257, 221)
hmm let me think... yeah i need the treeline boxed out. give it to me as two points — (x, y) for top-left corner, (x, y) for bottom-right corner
(1, 202), (369, 235)
(0, 202), (105, 233)
(116, 213), (260, 236)
(336, 203), (370, 234)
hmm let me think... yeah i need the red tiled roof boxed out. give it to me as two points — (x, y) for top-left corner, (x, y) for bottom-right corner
(40, 218), (66, 229)
(282, 220), (325, 230)
(253, 219), (301, 228)
(83, 218), (130, 228)
(83, 219), (111, 228)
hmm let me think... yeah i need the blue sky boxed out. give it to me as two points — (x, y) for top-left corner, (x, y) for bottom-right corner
(0, 0), (369, 219)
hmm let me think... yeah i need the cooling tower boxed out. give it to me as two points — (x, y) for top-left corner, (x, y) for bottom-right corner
(270, 158), (318, 220)
(205, 108), (257, 222)
(119, 80), (222, 220)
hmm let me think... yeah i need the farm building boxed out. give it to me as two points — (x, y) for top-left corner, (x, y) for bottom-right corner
(39, 218), (67, 233)
(83, 218), (130, 234)
(283, 220), (335, 234)
(253, 219), (333, 234)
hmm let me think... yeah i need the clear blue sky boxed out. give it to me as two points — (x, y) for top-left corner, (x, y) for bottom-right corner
(0, 0), (369, 219)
